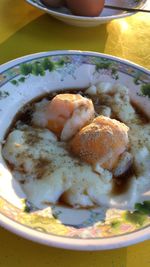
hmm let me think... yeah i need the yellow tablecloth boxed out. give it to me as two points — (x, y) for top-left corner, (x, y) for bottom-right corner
(0, 1), (150, 266)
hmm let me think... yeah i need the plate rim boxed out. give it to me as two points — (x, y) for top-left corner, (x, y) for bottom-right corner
(1, 50), (150, 74)
(0, 50), (150, 250)
(0, 212), (150, 250)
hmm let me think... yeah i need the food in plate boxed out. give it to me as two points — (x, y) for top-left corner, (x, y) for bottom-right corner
(32, 93), (95, 140)
(2, 82), (150, 210)
(70, 116), (129, 170)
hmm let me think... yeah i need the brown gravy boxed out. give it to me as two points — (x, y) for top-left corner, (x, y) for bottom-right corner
(112, 165), (135, 195)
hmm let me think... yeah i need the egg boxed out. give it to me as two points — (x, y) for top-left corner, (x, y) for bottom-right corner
(65, 0), (105, 17)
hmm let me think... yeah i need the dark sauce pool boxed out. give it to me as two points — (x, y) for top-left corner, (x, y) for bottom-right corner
(3, 88), (150, 200)
(112, 165), (135, 195)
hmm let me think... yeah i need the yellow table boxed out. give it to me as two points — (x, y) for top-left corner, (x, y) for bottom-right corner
(0, 1), (150, 266)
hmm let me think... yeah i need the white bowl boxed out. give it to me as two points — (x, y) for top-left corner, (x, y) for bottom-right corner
(26, 0), (148, 27)
(0, 50), (150, 250)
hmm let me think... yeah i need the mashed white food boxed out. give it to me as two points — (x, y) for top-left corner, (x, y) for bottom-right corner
(2, 127), (112, 209)
(2, 83), (150, 210)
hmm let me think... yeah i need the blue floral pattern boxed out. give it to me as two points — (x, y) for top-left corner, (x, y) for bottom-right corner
(0, 52), (150, 239)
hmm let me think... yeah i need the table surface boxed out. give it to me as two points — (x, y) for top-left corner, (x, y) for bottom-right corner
(0, 1), (150, 266)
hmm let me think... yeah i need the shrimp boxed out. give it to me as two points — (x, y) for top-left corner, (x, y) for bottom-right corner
(46, 93), (95, 140)
(70, 116), (129, 171)
(32, 93), (95, 141)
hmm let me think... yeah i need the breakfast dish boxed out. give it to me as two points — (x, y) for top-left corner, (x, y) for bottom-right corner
(0, 51), (150, 250)
(2, 81), (150, 211)
(26, 0), (148, 27)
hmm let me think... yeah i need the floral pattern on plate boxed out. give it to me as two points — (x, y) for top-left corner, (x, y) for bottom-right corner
(0, 197), (150, 238)
(0, 52), (150, 241)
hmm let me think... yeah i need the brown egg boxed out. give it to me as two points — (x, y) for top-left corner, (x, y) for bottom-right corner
(65, 0), (105, 17)
(42, 0), (65, 8)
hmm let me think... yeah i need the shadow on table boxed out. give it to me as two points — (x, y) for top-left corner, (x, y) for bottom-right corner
(0, 13), (109, 64)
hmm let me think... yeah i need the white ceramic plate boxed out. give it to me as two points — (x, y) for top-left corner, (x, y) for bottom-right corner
(26, 0), (148, 27)
(0, 51), (150, 250)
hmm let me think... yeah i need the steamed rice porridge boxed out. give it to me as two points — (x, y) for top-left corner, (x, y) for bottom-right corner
(2, 81), (150, 210)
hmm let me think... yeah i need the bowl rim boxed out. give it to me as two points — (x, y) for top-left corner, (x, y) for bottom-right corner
(0, 50), (150, 250)
(25, 0), (148, 22)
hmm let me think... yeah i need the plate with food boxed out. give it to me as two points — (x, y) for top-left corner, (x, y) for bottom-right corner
(0, 50), (150, 250)
(26, 0), (148, 27)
